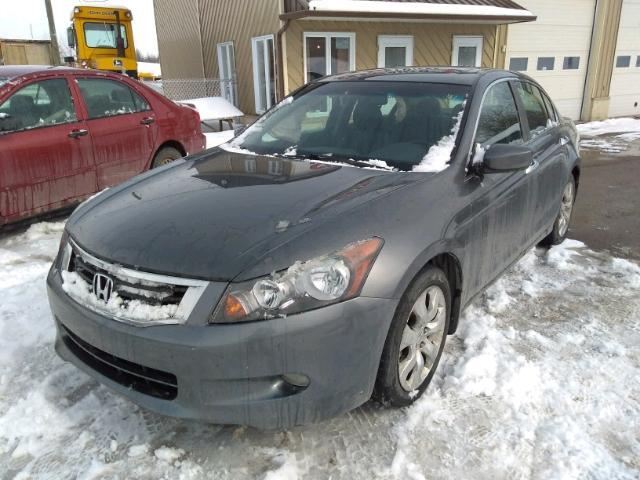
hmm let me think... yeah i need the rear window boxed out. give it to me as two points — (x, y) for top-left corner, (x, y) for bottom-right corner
(76, 78), (149, 119)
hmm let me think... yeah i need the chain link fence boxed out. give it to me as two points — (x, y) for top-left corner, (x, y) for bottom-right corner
(148, 78), (236, 101)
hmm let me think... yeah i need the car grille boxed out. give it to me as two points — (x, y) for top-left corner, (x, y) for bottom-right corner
(70, 251), (188, 306)
(60, 238), (208, 326)
(60, 323), (178, 400)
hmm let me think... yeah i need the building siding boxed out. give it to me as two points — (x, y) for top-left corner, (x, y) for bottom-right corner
(284, 20), (498, 92)
(153, 0), (205, 79)
(199, 0), (281, 114)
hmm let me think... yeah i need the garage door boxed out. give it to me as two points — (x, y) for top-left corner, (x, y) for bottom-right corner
(505, 0), (596, 120)
(609, 0), (640, 118)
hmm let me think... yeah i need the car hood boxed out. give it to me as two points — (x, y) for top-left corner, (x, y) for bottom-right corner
(67, 149), (419, 280)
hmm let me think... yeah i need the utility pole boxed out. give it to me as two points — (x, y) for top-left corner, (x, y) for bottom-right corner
(44, 0), (61, 65)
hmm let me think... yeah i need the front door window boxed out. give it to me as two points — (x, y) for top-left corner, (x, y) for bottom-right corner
(251, 35), (276, 114)
(378, 36), (413, 68)
(304, 33), (355, 82)
(452, 36), (483, 67)
(0, 78), (77, 133)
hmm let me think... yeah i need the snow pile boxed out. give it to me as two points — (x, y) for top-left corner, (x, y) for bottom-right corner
(205, 130), (235, 148)
(413, 107), (464, 173)
(308, 0), (534, 18)
(178, 97), (243, 121)
(577, 117), (640, 137)
(577, 117), (640, 154)
(1, 223), (639, 479)
(391, 241), (640, 479)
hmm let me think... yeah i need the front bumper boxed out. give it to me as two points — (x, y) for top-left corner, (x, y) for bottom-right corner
(47, 267), (397, 429)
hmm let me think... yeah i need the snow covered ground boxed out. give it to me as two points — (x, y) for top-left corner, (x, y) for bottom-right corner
(1, 222), (639, 479)
(578, 117), (640, 154)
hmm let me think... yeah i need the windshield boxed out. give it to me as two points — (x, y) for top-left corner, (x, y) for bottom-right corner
(228, 81), (469, 171)
(83, 22), (128, 49)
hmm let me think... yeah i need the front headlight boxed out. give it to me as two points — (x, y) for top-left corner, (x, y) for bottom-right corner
(211, 237), (384, 323)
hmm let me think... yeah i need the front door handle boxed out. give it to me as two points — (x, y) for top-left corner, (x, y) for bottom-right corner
(68, 128), (88, 138)
(140, 117), (155, 125)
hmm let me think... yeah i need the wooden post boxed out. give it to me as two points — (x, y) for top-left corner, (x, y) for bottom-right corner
(44, 0), (61, 65)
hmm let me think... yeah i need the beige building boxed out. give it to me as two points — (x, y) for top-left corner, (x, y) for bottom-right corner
(153, 0), (638, 121)
(153, 0), (535, 115)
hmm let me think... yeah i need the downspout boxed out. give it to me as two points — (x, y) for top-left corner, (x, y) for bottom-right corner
(276, 18), (291, 101)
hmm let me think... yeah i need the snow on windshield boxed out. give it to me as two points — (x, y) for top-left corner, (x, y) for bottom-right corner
(413, 104), (465, 173)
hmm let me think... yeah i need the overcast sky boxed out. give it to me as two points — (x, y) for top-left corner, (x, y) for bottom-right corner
(0, 0), (158, 56)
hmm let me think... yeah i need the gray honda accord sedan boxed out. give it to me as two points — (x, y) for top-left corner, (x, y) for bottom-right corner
(47, 68), (580, 429)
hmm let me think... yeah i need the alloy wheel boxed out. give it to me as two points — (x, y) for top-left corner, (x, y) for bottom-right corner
(558, 181), (575, 237)
(398, 285), (447, 392)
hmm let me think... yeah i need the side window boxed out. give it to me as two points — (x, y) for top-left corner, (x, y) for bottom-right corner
(475, 81), (523, 147)
(76, 78), (150, 119)
(515, 82), (550, 138)
(541, 91), (557, 124)
(0, 78), (77, 133)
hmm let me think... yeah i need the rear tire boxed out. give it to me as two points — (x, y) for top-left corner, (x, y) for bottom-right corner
(151, 146), (183, 169)
(539, 175), (576, 247)
(373, 266), (450, 407)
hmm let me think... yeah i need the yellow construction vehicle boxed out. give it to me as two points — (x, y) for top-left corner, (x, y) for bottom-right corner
(65, 5), (138, 78)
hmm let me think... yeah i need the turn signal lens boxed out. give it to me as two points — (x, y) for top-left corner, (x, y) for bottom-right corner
(223, 293), (247, 321)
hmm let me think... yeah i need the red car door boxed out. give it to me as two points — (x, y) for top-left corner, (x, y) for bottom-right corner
(0, 76), (95, 224)
(73, 76), (158, 189)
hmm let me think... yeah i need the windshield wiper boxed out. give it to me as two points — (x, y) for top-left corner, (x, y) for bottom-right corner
(281, 151), (374, 169)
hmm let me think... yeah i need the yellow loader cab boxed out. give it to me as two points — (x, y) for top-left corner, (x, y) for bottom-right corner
(65, 5), (138, 78)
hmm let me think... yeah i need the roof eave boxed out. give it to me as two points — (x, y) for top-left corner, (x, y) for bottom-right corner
(279, 9), (536, 24)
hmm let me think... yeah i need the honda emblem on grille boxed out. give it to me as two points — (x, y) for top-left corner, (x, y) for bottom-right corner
(92, 273), (114, 302)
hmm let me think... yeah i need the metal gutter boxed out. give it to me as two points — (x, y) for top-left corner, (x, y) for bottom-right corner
(279, 9), (536, 23)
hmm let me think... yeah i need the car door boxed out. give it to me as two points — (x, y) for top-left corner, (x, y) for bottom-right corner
(461, 80), (531, 297)
(0, 76), (95, 224)
(74, 76), (157, 189)
(512, 81), (567, 239)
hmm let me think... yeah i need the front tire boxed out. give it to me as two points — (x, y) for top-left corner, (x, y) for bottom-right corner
(374, 266), (450, 407)
(539, 175), (576, 247)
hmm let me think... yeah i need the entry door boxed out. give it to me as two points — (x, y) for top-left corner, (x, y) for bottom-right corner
(217, 42), (238, 106)
(378, 36), (414, 68)
(251, 35), (276, 114)
(452, 36), (483, 67)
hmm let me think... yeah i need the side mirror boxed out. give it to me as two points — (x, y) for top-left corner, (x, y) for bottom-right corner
(233, 121), (247, 137)
(481, 144), (533, 173)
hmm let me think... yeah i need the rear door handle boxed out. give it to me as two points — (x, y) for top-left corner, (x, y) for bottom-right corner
(140, 117), (155, 125)
(68, 128), (88, 138)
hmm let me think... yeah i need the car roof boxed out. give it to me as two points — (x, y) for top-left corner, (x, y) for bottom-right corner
(320, 67), (518, 86)
(0, 65), (90, 80)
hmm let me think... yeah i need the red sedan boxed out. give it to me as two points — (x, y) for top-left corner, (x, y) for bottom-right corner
(0, 65), (205, 226)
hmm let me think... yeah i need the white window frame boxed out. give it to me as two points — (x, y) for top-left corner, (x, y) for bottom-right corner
(251, 34), (276, 114)
(303, 32), (356, 83)
(217, 41), (238, 106)
(377, 35), (414, 68)
(452, 36), (483, 68)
